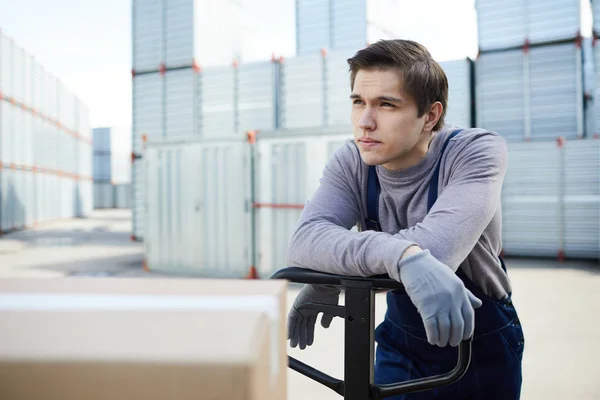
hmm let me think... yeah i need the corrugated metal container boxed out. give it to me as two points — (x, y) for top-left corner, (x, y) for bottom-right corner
(583, 37), (596, 137)
(132, 0), (164, 73)
(93, 154), (112, 182)
(440, 59), (473, 128)
(164, 0), (243, 69)
(476, 0), (581, 52)
(132, 157), (146, 240)
(237, 60), (278, 133)
(476, 48), (526, 141)
(94, 182), (114, 209)
(501, 141), (562, 257)
(92, 127), (132, 184)
(114, 183), (132, 209)
(0, 34), (10, 97)
(563, 139), (600, 258)
(594, 0), (600, 36)
(254, 128), (352, 276)
(144, 138), (252, 276)
(296, 0), (400, 55)
(296, 0), (331, 55)
(132, 72), (164, 154)
(76, 179), (94, 217)
(324, 50), (352, 127)
(280, 54), (324, 129)
(165, 68), (198, 138)
(199, 65), (237, 138)
(59, 83), (76, 132)
(477, 41), (583, 141)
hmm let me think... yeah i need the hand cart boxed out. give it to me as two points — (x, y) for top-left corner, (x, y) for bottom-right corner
(270, 267), (472, 399)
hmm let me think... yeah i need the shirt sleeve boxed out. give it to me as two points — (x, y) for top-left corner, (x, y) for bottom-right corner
(286, 142), (418, 279)
(392, 132), (508, 270)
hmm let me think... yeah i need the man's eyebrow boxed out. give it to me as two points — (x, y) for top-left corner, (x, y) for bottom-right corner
(349, 93), (403, 103)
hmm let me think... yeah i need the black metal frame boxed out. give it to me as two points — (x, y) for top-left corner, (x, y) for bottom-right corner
(270, 267), (472, 399)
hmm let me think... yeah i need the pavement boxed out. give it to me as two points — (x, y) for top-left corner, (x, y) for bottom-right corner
(0, 209), (599, 399)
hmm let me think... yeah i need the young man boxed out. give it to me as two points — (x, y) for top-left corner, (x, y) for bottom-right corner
(286, 39), (524, 399)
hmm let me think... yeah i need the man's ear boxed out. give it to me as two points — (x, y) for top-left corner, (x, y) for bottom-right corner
(422, 101), (443, 132)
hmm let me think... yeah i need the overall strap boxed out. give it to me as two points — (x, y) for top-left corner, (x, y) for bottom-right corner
(427, 129), (464, 212)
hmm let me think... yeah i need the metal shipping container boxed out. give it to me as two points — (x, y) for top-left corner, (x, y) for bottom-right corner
(132, 72), (164, 154)
(253, 127), (353, 277)
(237, 60), (278, 133)
(132, 0), (164, 73)
(144, 138), (252, 276)
(583, 37), (596, 137)
(132, 157), (146, 240)
(296, 0), (400, 55)
(114, 183), (132, 209)
(199, 65), (237, 138)
(280, 54), (325, 129)
(476, 41), (583, 141)
(476, 0), (581, 52)
(324, 50), (352, 127)
(94, 182), (114, 209)
(440, 59), (473, 128)
(165, 68), (199, 138)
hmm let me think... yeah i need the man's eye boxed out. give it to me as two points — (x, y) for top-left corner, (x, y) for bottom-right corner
(381, 102), (395, 107)
(353, 99), (364, 105)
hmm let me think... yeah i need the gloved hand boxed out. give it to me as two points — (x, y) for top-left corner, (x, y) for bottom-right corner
(288, 284), (341, 350)
(395, 249), (483, 348)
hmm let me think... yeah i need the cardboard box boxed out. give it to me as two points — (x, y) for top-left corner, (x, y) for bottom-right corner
(0, 277), (288, 400)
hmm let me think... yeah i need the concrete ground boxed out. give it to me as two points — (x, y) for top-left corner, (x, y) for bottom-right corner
(0, 209), (599, 399)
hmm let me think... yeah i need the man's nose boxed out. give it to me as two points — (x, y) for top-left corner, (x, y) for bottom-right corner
(358, 108), (376, 130)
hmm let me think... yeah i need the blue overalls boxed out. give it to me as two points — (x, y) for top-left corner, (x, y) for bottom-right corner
(365, 129), (525, 399)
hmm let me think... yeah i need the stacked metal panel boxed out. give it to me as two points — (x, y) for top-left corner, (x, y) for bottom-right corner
(253, 128), (352, 277)
(280, 54), (325, 129)
(502, 138), (600, 260)
(237, 60), (279, 133)
(0, 31), (92, 233)
(324, 51), (352, 127)
(92, 127), (131, 209)
(476, 0), (581, 52)
(143, 138), (251, 276)
(199, 65), (237, 138)
(164, 68), (199, 138)
(583, 37), (596, 137)
(296, 0), (400, 55)
(132, 0), (243, 74)
(440, 59), (474, 128)
(476, 41), (584, 141)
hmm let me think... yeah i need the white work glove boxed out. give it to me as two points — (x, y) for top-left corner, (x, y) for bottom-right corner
(288, 284), (340, 350)
(394, 249), (483, 347)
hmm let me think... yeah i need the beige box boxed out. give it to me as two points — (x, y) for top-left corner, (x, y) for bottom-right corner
(0, 277), (289, 400)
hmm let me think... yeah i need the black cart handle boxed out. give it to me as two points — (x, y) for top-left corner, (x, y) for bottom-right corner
(271, 267), (472, 399)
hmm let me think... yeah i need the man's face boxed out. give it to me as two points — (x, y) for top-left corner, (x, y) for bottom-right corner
(350, 68), (435, 170)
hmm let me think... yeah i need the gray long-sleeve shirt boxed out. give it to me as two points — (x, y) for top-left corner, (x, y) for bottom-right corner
(286, 124), (512, 301)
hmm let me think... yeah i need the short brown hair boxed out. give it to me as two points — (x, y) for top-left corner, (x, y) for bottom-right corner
(347, 39), (448, 131)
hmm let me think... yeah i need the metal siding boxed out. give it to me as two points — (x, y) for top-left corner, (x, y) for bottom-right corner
(594, 0), (600, 37)
(132, 0), (164, 72)
(13, 46), (24, 104)
(594, 41), (600, 136)
(254, 131), (351, 276)
(440, 59), (472, 128)
(296, 0), (331, 55)
(23, 54), (32, 108)
(1, 102), (11, 165)
(583, 37), (596, 137)
(94, 182), (114, 209)
(93, 127), (111, 153)
(526, 0), (580, 44)
(165, 68), (197, 138)
(476, 0), (526, 51)
(132, 72), (164, 154)
(0, 34), (10, 98)
(59, 84), (76, 132)
(114, 183), (132, 208)
(22, 107), (33, 167)
(132, 157), (146, 239)
(502, 142), (562, 256)
(200, 65), (237, 138)
(476, 49), (526, 141)
(93, 154), (112, 182)
(145, 139), (250, 276)
(280, 54), (324, 129)
(165, 0), (193, 68)
(563, 140), (600, 258)
(331, 0), (366, 50)
(529, 42), (582, 140)
(237, 60), (277, 133)
(324, 51), (352, 127)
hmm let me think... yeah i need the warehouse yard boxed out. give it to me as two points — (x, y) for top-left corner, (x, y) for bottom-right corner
(0, 209), (598, 399)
